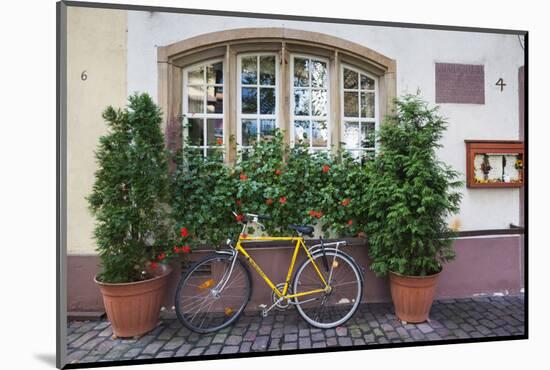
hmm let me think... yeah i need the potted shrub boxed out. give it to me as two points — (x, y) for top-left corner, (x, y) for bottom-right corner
(88, 93), (187, 337)
(364, 93), (462, 323)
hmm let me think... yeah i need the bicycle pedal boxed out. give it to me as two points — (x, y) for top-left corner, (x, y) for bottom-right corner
(258, 304), (268, 318)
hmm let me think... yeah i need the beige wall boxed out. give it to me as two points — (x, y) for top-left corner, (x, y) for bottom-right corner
(67, 7), (127, 254)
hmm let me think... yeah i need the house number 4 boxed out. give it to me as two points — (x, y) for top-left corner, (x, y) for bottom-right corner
(496, 78), (506, 91)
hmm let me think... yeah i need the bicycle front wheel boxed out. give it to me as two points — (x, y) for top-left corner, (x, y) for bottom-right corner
(293, 251), (363, 328)
(175, 253), (252, 333)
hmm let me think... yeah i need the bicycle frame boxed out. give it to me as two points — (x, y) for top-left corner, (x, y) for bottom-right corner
(235, 235), (329, 300)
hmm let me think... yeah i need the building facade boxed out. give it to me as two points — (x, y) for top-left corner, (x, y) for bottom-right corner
(66, 6), (525, 314)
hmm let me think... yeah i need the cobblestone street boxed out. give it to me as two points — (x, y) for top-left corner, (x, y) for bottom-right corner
(66, 295), (525, 365)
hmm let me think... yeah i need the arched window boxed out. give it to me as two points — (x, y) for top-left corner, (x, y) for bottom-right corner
(341, 64), (378, 161)
(158, 28), (396, 161)
(182, 60), (224, 157)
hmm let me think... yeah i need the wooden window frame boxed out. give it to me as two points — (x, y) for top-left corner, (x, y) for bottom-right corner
(157, 28), (396, 164)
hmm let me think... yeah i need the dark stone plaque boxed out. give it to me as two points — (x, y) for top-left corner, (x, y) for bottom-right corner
(435, 63), (485, 104)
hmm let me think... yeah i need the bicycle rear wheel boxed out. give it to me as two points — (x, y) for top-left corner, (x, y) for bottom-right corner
(175, 253), (252, 333)
(293, 251), (363, 328)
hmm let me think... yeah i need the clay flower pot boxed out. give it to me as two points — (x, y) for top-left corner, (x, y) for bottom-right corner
(389, 270), (440, 323)
(95, 265), (172, 337)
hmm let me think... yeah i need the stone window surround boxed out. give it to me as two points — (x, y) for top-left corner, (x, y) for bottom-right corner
(157, 28), (396, 163)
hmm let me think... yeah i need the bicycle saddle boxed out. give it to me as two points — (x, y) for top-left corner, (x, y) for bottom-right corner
(288, 224), (314, 236)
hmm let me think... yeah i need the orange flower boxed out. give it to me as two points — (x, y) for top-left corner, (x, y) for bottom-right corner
(240, 173), (248, 181)
(216, 137), (223, 145)
(316, 211), (323, 218)
(347, 219), (353, 225)
(322, 165), (330, 173)
(266, 198), (273, 205)
(309, 210), (317, 217)
(341, 198), (350, 206)
(240, 233), (248, 239)
(279, 196), (287, 204)
(275, 169), (282, 175)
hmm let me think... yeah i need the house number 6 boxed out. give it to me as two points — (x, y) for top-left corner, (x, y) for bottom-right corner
(81, 70), (88, 81)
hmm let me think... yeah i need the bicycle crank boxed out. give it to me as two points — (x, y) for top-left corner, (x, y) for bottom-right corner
(272, 283), (293, 310)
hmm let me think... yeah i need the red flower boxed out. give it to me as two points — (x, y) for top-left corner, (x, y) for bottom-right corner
(181, 227), (189, 237)
(266, 198), (273, 205)
(240, 173), (248, 181)
(173, 246), (179, 253)
(279, 196), (287, 204)
(275, 169), (282, 175)
(216, 137), (223, 145)
(157, 253), (166, 261)
(236, 199), (242, 206)
(341, 198), (350, 206)
(150, 261), (158, 269)
(309, 210), (317, 217)
(235, 214), (244, 222)
(322, 165), (330, 173)
(240, 233), (248, 239)
(347, 219), (354, 225)
(316, 211), (323, 218)
(181, 245), (191, 254)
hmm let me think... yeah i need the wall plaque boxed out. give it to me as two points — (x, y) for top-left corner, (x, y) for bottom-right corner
(436, 63), (485, 104)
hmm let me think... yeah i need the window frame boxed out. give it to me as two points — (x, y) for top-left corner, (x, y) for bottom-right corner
(182, 58), (225, 157)
(289, 54), (332, 151)
(340, 63), (379, 159)
(236, 52), (280, 150)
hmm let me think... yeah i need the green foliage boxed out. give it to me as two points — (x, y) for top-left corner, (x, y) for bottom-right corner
(88, 93), (175, 283)
(364, 94), (462, 277)
(171, 130), (369, 246)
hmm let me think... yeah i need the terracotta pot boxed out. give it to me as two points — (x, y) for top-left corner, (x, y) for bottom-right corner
(95, 265), (172, 337)
(389, 270), (440, 323)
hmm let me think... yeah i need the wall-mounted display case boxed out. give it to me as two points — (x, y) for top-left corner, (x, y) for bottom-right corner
(465, 140), (524, 188)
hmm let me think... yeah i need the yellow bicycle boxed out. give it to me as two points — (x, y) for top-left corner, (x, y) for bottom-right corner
(175, 213), (364, 333)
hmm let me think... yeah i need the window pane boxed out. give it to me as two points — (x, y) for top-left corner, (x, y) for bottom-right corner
(260, 56), (276, 86)
(361, 74), (375, 90)
(344, 91), (359, 117)
(294, 89), (310, 116)
(242, 87), (257, 114)
(312, 90), (327, 116)
(361, 92), (375, 118)
(188, 66), (204, 85)
(260, 88), (276, 115)
(311, 61), (328, 88)
(343, 121), (360, 148)
(187, 85), (204, 113)
(188, 118), (204, 146)
(207, 86), (223, 113)
(343, 69), (358, 89)
(206, 119), (223, 146)
(294, 58), (309, 87)
(206, 62), (223, 84)
(294, 120), (310, 143)
(260, 119), (276, 139)
(312, 121), (328, 147)
(242, 119), (257, 146)
(241, 56), (257, 85)
(362, 122), (375, 148)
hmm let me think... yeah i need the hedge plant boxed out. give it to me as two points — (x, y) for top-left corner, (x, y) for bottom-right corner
(88, 93), (184, 283)
(364, 94), (462, 277)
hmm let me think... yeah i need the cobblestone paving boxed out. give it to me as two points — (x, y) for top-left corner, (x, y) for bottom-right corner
(66, 295), (525, 364)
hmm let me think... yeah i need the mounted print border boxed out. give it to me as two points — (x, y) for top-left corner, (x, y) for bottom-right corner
(57, 1), (528, 368)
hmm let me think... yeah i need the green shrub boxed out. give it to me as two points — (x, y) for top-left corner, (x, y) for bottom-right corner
(365, 94), (462, 277)
(88, 93), (178, 283)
